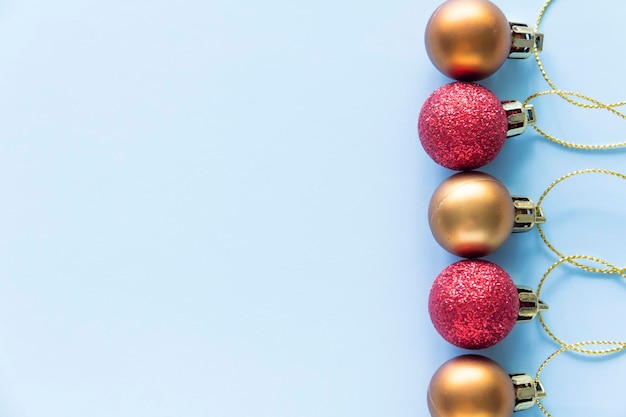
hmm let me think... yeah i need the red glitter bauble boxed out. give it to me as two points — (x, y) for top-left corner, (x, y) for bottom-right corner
(418, 82), (508, 171)
(428, 259), (519, 349)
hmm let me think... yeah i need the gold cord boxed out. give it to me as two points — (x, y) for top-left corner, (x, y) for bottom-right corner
(516, 6), (626, 417)
(536, 168), (626, 272)
(529, 0), (626, 149)
(523, 91), (626, 149)
(535, 340), (626, 417)
(536, 255), (626, 354)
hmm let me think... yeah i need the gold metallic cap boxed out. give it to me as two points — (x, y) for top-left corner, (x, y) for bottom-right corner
(509, 22), (544, 59)
(516, 286), (549, 322)
(512, 196), (546, 233)
(503, 100), (537, 137)
(510, 373), (546, 411)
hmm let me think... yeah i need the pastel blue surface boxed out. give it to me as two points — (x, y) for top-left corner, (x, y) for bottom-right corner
(0, 0), (623, 416)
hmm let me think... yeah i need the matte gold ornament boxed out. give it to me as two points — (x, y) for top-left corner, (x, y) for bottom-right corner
(425, 0), (543, 81)
(428, 171), (528, 258)
(428, 355), (546, 417)
(429, 341), (626, 417)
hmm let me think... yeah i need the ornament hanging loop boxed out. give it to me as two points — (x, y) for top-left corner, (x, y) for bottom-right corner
(534, 0), (626, 110)
(523, 90), (626, 149)
(536, 255), (626, 354)
(536, 169), (626, 273)
(535, 340), (626, 417)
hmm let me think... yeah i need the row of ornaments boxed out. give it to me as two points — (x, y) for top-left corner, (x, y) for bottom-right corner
(421, 1), (549, 417)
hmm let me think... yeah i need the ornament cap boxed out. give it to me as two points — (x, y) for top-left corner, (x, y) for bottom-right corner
(510, 373), (546, 411)
(516, 286), (549, 322)
(509, 22), (544, 59)
(503, 100), (536, 137)
(511, 196), (546, 233)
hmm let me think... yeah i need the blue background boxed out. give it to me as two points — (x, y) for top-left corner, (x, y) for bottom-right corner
(0, 0), (624, 415)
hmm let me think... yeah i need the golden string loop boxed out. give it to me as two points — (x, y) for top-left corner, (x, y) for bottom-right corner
(535, 340), (626, 417)
(530, 0), (626, 149)
(536, 255), (625, 353)
(536, 169), (626, 272)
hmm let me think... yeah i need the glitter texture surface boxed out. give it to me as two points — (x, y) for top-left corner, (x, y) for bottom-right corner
(428, 259), (519, 349)
(418, 82), (508, 171)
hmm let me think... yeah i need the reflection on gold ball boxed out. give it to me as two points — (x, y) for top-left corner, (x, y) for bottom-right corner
(428, 355), (515, 417)
(425, 0), (511, 81)
(428, 171), (514, 258)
